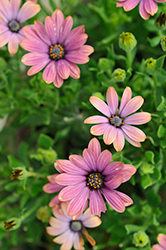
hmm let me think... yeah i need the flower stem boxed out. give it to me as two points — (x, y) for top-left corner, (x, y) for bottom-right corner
(126, 50), (132, 70)
(27, 172), (45, 179)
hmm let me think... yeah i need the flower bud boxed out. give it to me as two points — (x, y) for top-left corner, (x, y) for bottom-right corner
(133, 231), (149, 247)
(155, 12), (166, 30)
(4, 218), (21, 231)
(144, 58), (156, 75)
(161, 36), (166, 51)
(10, 167), (28, 180)
(112, 68), (126, 82)
(119, 32), (137, 52)
(36, 206), (51, 223)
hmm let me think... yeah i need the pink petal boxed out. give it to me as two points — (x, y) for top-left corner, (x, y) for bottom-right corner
(0, 31), (11, 47)
(118, 86), (132, 115)
(0, 24), (9, 33)
(121, 124), (146, 142)
(105, 175), (123, 189)
(22, 26), (40, 41)
(65, 51), (89, 64)
(72, 200), (88, 220)
(103, 125), (117, 145)
(88, 138), (101, 157)
(123, 112), (151, 125)
(21, 39), (48, 53)
(102, 188), (125, 212)
(82, 209), (102, 227)
(113, 190), (133, 207)
(45, 16), (57, 44)
(89, 189), (107, 216)
(49, 195), (60, 207)
(10, 0), (21, 19)
(65, 33), (88, 51)
(55, 159), (87, 175)
(74, 233), (84, 250)
(65, 61), (80, 79)
(151, 245), (165, 250)
(123, 0), (140, 11)
(120, 96), (144, 118)
(0, 0), (12, 21)
(84, 115), (108, 124)
(90, 123), (109, 136)
(89, 96), (111, 117)
(27, 59), (50, 76)
(8, 33), (20, 54)
(53, 73), (64, 88)
(43, 182), (62, 194)
(67, 187), (89, 216)
(139, 0), (150, 19)
(113, 128), (125, 152)
(18, 1), (41, 23)
(43, 61), (56, 84)
(52, 205), (69, 221)
(56, 173), (86, 186)
(52, 9), (64, 42)
(57, 59), (70, 79)
(53, 230), (73, 244)
(103, 161), (124, 177)
(59, 16), (73, 44)
(59, 232), (74, 250)
(21, 52), (49, 66)
(96, 150), (112, 172)
(83, 148), (97, 172)
(46, 224), (67, 236)
(121, 164), (136, 182)
(75, 45), (94, 56)
(106, 86), (118, 115)
(58, 182), (86, 201)
(69, 155), (91, 172)
(158, 234), (166, 248)
(49, 217), (68, 230)
(122, 130), (141, 147)
(144, 0), (158, 15)
(34, 20), (51, 46)
(64, 25), (85, 48)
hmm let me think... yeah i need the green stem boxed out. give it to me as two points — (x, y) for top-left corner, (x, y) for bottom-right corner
(126, 50), (132, 70)
(27, 171), (45, 179)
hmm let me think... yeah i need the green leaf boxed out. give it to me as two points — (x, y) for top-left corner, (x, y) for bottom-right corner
(140, 162), (154, 175)
(141, 174), (152, 189)
(145, 151), (155, 164)
(38, 134), (54, 149)
(125, 224), (145, 234)
(156, 55), (166, 69)
(157, 124), (166, 138)
(161, 138), (166, 148)
(7, 155), (24, 169)
(147, 36), (161, 47)
(157, 96), (166, 111)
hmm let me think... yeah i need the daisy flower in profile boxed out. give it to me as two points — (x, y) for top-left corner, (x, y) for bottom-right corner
(84, 86), (151, 152)
(152, 234), (166, 250)
(116, 0), (166, 20)
(21, 9), (94, 88)
(0, 0), (40, 54)
(46, 202), (101, 250)
(55, 138), (136, 218)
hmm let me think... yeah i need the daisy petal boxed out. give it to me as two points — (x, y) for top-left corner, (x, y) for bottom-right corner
(121, 125), (146, 142)
(120, 96), (144, 118)
(59, 16), (73, 44)
(56, 173), (86, 186)
(8, 33), (19, 54)
(119, 86), (132, 115)
(96, 150), (112, 172)
(84, 115), (108, 124)
(43, 61), (56, 84)
(123, 112), (151, 125)
(53, 73), (64, 88)
(57, 59), (70, 79)
(103, 125), (117, 145)
(88, 137), (101, 157)
(21, 52), (49, 66)
(58, 182), (86, 201)
(90, 124), (109, 136)
(113, 128), (125, 152)
(106, 86), (118, 115)
(89, 96), (111, 117)
(0, 31), (11, 47)
(89, 189), (107, 216)
(18, 1), (41, 23)
(27, 59), (50, 76)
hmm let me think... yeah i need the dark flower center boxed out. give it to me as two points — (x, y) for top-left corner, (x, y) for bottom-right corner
(8, 20), (20, 32)
(87, 172), (104, 189)
(4, 220), (16, 230)
(70, 220), (83, 232)
(109, 115), (123, 127)
(49, 44), (65, 60)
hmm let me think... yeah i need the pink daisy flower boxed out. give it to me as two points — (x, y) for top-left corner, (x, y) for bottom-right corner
(21, 9), (94, 88)
(84, 86), (151, 152)
(55, 138), (136, 218)
(26, 0), (37, 3)
(152, 234), (166, 250)
(43, 174), (65, 208)
(0, 0), (40, 54)
(116, 0), (166, 20)
(46, 202), (101, 250)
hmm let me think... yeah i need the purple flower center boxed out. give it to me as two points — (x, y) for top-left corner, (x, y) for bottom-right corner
(87, 172), (104, 189)
(70, 220), (83, 232)
(49, 44), (65, 60)
(8, 20), (20, 33)
(109, 115), (123, 127)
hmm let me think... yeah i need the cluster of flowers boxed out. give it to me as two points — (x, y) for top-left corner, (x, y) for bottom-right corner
(0, 0), (165, 249)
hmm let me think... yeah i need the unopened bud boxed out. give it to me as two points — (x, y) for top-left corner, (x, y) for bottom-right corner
(161, 36), (166, 51)
(4, 218), (21, 231)
(36, 206), (51, 223)
(155, 12), (166, 30)
(144, 58), (156, 75)
(11, 167), (28, 180)
(119, 32), (137, 52)
(112, 68), (126, 82)
(133, 231), (149, 247)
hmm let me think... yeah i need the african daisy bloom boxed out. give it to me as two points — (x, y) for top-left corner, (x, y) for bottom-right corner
(46, 202), (101, 250)
(0, 0), (40, 54)
(152, 234), (166, 250)
(116, 0), (166, 20)
(43, 174), (64, 208)
(84, 86), (151, 152)
(55, 138), (136, 217)
(21, 9), (94, 88)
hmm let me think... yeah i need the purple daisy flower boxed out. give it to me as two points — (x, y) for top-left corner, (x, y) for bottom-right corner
(0, 0), (40, 54)
(116, 0), (166, 20)
(55, 138), (136, 218)
(46, 202), (101, 250)
(152, 234), (166, 250)
(84, 86), (151, 152)
(21, 9), (94, 88)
